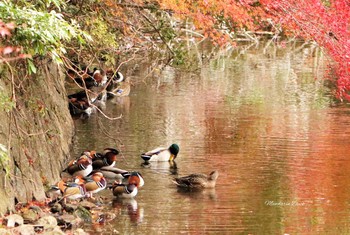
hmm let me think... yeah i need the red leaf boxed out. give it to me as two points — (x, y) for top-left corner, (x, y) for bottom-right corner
(2, 47), (14, 55)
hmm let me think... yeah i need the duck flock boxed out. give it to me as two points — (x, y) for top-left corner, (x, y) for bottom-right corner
(53, 66), (219, 205)
(48, 142), (219, 204)
(67, 67), (131, 118)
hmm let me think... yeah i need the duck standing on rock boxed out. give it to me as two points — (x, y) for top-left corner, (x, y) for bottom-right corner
(91, 148), (120, 170)
(62, 152), (93, 177)
(76, 172), (107, 198)
(173, 170), (219, 189)
(57, 179), (88, 201)
(141, 144), (180, 162)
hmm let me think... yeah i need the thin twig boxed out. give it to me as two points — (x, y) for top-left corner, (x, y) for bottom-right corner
(96, 118), (128, 165)
(92, 104), (123, 120)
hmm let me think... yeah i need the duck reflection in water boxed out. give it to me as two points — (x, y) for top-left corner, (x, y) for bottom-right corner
(112, 198), (144, 224)
(141, 160), (178, 175)
(176, 187), (217, 200)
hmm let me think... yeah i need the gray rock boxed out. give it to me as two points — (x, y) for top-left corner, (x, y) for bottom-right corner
(57, 213), (82, 229)
(50, 203), (62, 214)
(41, 226), (65, 235)
(36, 215), (58, 229)
(5, 214), (24, 227)
(74, 206), (92, 223)
(21, 209), (39, 223)
(11, 224), (35, 235)
(73, 228), (89, 235)
(79, 200), (96, 210)
(0, 228), (10, 235)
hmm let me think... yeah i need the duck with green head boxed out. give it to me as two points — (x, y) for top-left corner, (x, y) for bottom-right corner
(141, 144), (179, 162)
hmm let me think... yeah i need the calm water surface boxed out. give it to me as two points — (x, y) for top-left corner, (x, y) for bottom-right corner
(69, 41), (350, 234)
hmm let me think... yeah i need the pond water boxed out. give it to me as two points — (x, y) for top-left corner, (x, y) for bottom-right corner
(69, 40), (350, 234)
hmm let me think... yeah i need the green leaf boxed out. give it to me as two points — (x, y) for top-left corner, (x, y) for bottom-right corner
(27, 59), (37, 74)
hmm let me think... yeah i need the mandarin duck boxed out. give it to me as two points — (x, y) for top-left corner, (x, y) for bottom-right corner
(45, 185), (62, 200)
(91, 148), (120, 170)
(92, 166), (131, 183)
(76, 172), (107, 197)
(57, 179), (87, 201)
(118, 171), (144, 187)
(63, 153), (93, 177)
(126, 171), (144, 188)
(173, 170), (219, 189)
(111, 172), (144, 198)
(111, 183), (138, 199)
(68, 89), (100, 117)
(92, 69), (108, 86)
(68, 98), (94, 117)
(141, 144), (180, 162)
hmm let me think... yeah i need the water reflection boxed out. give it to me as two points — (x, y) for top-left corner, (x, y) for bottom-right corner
(176, 188), (218, 201)
(112, 198), (144, 225)
(70, 40), (350, 234)
(141, 161), (178, 176)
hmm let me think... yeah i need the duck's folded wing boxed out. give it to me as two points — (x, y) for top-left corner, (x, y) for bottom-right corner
(143, 147), (167, 156)
(174, 174), (207, 187)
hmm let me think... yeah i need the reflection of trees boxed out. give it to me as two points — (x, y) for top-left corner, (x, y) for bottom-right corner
(70, 40), (346, 234)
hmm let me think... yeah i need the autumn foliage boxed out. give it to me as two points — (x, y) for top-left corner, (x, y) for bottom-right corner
(259, 0), (350, 101)
(158, 0), (350, 101)
(0, 20), (30, 63)
(2, 0), (350, 100)
(158, 0), (270, 44)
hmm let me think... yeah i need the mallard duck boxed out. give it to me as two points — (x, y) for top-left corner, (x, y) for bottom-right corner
(108, 77), (131, 98)
(173, 170), (219, 189)
(141, 144), (179, 162)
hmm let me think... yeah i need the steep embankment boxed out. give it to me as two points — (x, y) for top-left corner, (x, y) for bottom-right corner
(0, 59), (74, 213)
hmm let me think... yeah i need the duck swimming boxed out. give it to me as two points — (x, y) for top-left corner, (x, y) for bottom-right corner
(111, 172), (144, 198)
(107, 74), (131, 98)
(95, 166), (144, 187)
(173, 170), (219, 189)
(141, 144), (179, 162)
